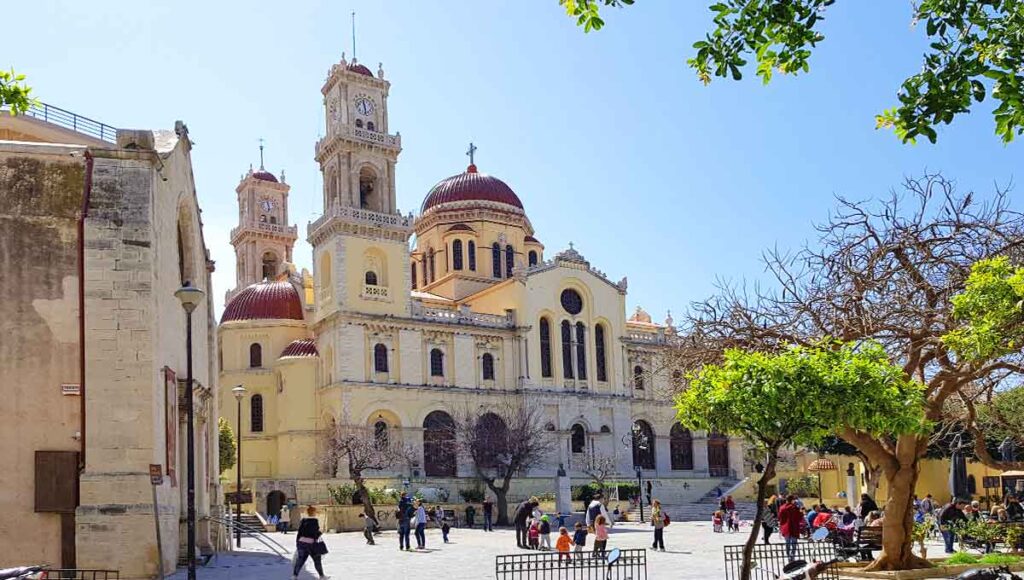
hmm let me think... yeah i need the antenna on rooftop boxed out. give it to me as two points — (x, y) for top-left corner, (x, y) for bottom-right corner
(351, 11), (357, 59)
(258, 137), (265, 170)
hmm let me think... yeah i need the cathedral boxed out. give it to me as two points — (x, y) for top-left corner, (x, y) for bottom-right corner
(218, 54), (745, 516)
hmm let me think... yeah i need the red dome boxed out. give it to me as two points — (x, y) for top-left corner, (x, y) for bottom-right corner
(348, 63), (373, 76)
(280, 338), (318, 358)
(421, 165), (523, 213)
(252, 170), (278, 183)
(221, 281), (304, 323)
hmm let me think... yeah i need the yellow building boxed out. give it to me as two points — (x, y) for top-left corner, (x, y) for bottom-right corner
(218, 55), (745, 518)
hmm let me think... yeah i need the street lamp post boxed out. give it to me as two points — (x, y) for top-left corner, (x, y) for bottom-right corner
(635, 465), (644, 523)
(175, 281), (204, 580)
(622, 423), (649, 523)
(231, 385), (247, 549)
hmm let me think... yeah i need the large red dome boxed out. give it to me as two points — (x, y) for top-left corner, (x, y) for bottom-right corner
(252, 170), (278, 183)
(221, 281), (304, 323)
(347, 63), (373, 76)
(421, 165), (523, 214)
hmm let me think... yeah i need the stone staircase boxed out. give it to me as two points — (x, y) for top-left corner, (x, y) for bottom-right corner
(228, 512), (266, 536)
(651, 476), (761, 523)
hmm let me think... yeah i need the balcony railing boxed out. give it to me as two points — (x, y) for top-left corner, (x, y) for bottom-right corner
(411, 303), (515, 329)
(17, 102), (118, 143)
(315, 125), (401, 156)
(308, 205), (413, 238)
(362, 284), (390, 301)
(230, 221), (299, 240)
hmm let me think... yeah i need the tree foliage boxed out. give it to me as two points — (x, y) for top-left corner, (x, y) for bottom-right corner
(0, 69), (34, 115)
(565, 0), (1024, 143)
(218, 417), (236, 475)
(945, 256), (1024, 362)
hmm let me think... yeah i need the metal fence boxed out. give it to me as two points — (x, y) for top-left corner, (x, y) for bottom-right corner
(19, 102), (118, 143)
(723, 542), (839, 580)
(39, 570), (120, 580)
(495, 549), (646, 580)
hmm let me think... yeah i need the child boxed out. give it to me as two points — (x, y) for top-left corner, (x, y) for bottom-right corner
(441, 517), (451, 543)
(572, 521), (587, 555)
(713, 511), (724, 533)
(539, 515), (552, 550)
(730, 510), (741, 532)
(359, 512), (377, 545)
(556, 527), (572, 564)
(528, 519), (540, 549)
(593, 514), (609, 558)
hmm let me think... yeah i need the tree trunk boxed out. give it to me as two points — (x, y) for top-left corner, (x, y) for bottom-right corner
(740, 455), (776, 580)
(353, 473), (376, 519)
(489, 479), (511, 526)
(862, 462), (931, 571)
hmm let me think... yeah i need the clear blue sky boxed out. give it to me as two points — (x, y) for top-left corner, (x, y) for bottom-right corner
(6, 1), (1021, 318)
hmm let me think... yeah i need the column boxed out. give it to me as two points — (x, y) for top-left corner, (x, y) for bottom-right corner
(693, 432), (710, 476)
(654, 435), (671, 478)
(727, 438), (745, 480)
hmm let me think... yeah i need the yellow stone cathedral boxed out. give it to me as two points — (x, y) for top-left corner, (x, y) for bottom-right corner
(218, 54), (745, 517)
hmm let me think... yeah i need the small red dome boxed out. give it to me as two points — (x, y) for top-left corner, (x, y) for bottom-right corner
(421, 165), (524, 214)
(280, 338), (318, 358)
(221, 281), (304, 323)
(348, 63), (373, 77)
(252, 170), (278, 183)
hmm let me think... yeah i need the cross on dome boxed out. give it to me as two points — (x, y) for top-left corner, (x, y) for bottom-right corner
(466, 142), (477, 166)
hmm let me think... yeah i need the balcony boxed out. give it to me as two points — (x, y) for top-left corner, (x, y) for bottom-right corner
(308, 205), (413, 241)
(315, 125), (401, 157)
(410, 303), (515, 329)
(230, 221), (299, 241)
(361, 284), (390, 301)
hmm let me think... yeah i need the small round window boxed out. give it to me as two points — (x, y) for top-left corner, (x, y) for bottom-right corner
(560, 289), (583, 315)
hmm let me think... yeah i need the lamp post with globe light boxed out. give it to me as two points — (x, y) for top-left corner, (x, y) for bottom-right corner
(174, 281), (204, 580)
(231, 385), (246, 548)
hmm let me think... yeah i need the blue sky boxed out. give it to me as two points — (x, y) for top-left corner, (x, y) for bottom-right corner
(6, 1), (1021, 318)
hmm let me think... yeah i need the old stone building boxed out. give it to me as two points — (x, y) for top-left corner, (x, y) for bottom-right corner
(219, 54), (745, 519)
(0, 107), (221, 577)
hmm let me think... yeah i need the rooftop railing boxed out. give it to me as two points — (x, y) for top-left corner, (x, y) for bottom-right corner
(17, 102), (118, 143)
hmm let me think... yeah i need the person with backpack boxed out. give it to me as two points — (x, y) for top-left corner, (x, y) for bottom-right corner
(585, 493), (610, 530)
(396, 497), (412, 551)
(650, 498), (667, 551)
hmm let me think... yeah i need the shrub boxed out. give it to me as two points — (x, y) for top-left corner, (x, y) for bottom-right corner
(979, 553), (1021, 565)
(946, 552), (981, 565)
(784, 475), (820, 499)
(535, 492), (556, 503)
(367, 486), (400, 505)
(326, 483), (358, 506)
(459, 487), (485, 503)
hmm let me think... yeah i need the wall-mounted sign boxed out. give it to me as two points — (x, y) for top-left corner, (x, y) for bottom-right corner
(149, 464), (163, 486)
(61, 384), (80, 396)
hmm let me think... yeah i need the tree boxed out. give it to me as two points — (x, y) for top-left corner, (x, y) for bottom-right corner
(317, 423), (414, 519)
(562, 0), (1024, 143)
(666, 175), (1024, 570)
(678, 341), (924, 580)
(0, 69), (34, 115)
(453, 401), (557, 526)
(576, 452), (618, 499)
(218, 417), (236, 475)
(813, 436), (882, 497)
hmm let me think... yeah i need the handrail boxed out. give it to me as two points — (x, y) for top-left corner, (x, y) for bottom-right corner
(204, 515), (291, 559)
(14, 102), (118, 143)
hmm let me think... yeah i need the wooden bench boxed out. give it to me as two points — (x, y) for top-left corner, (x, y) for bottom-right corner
(855, 527), (883, 560)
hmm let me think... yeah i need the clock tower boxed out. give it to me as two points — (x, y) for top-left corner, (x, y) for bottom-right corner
(227, 156), (298, 303)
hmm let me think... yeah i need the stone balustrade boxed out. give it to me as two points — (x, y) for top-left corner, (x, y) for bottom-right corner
(308, 205), (413, 237)
(230, 221), (298, 240)
(316, 125), (401, 157)
(410, 303), (514, 328)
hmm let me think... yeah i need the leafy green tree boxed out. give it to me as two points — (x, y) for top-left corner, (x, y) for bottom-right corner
(678, 341), (925, 580)
(0, 69), (34, 115)
(218, 417), (236, 475)
(563, 0), (1024, 143)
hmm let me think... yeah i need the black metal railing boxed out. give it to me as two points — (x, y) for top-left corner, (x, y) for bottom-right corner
(18, 102), (118, 143)
(204, 515), (291, 559)
(495, 549), (647, 580)
(724, 542), (839, 580)
(40, 570), (120, 579)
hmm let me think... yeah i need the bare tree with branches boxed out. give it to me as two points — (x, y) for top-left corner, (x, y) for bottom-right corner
(452, 400), (557, 526)
(577, 452), (618, 500)
(317, 423), (415, 519)
(664, 174), (1024, 570)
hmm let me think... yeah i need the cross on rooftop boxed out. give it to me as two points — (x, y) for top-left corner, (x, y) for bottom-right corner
(466, 142), (477, 165)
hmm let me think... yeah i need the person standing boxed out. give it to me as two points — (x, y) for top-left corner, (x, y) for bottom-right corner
(572, 521), (588, 555)
(645, 480), (653, 508)
(514, 497), (538, 548)
(396, 497), (412, 551)
(441, 517), (451, 544)
(650, 499), (666, 551)
(938, 499), (968, 554)
(762, 497), (778, 545)
(778, 495), (803, 561)
(586, 494), (610, 529)
(292, 506), (329, 580)
(921, 493), (935, 515)
(539, 515), (552, 550)
(359, 512), (376, 545)
(414, 500), (428, 550)
(556, 527), (573, 565)
(465, 503), (476, 528)
(856, 493), (879, 528)
(482, 497), (494, 532)
(593, 515), (609, 559)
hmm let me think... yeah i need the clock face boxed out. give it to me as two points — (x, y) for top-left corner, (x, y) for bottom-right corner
(355, 97), (374, 116)
(259, 198), (275, 212)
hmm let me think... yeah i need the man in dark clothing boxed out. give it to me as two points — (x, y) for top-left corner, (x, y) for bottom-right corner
(938, 499), (968, 553)
(396, 495), (413, 551)
(482, 498), (494, 532)
(1006, 495), (1024, 520)
(778, 495), (804, 561)
(514, 498), (538, 548)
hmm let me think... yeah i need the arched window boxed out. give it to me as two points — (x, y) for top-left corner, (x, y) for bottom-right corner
(355, 119), (364, 128)
(261, 251), (278, 280)
(570, 424), (586, 454)
(430, 348), (444, 377)
(631, 420), (655, 470)
(250, 394), (264, 433)
(249, 343), (262, 368)
(505, 245), (515, 278)
(595, 324), (607, 382)
(539, 318), (553, 378)
(482, 353), (495, 381)
(374, 420), (388, 449)
(452, 239), (463, 270)
(708, 432), (730, 476)
(374, 343), (388, 373)
(260, 214), (267, 223)
(428, 249), (436, 283)
(575, 322), (587, 381)
(269, 216), (277, 224)
(633, 365), (645, 390)
(528, 250), (538, 267)
(491, 243), (501, 278)
(468, 241), (476, 271)
(367, 121), (376, 131)
(423, 411), (456, 476)
(561, 321), (574, 380)
(359, 167), (379, 210)
(670, 424), (694, 470)
(411, 263), (417, 290)
(365, 271), (378, 286)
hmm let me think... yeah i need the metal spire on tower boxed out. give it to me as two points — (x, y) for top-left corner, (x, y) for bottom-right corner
(258, 137), (265, 170)
(351, 11), (356, 59)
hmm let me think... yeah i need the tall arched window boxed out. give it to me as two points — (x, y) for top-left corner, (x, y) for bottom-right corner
(423, 411), (456, 476)
(250, 394), (264, 433)
(632, 420), (655, 470)
(505, 245), (515, 278)
(355, 119), (364, 128)
(528, 250), (538, 267)
(452, 239), (464, 270)
(633, 365), (645, 390)
(468, 241), (476, 271)
(670, 424), (694, 470)
(482, 353), (495, 381)
(539, 318), (553, 378)
(411, 263), (417, 290)
(365, 271), (378, 286)
(261, 251), (279, 280)
(561, 321), (574, 380)
(428, 249), (436, 283)
(374, 343), (388, 373)
(491, 243), (501, 278)
(575, 322), (587, 381)
(430, 348), (444, 377)
(374, 420), (389, 449)
(367, 121), (376, 131)
(249, 343), (262, 368)
(595, 324), (607, 382)
(570, 424), (586, 454)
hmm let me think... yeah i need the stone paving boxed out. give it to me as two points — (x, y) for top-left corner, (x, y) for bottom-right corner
(170, 521), (955, 580)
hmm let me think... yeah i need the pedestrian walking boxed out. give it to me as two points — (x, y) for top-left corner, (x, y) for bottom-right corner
(586, 494), (610, 530)
(593, 515), (609, 559)
(465, 503), (476, 528)
(556, 527), (573, 564)
(778, 495), (803, 561)
(396, 495), (413, 551)
(359, 512), (377, 545)
(572, 521), (588, 555)
(939, 498), (968, 554)
(441, 518), (451, 543)
(482, 497), (494, 531)
(292, 505), (329, 580)
(650, 499), (666, 551)
(414, 500), (428, 550)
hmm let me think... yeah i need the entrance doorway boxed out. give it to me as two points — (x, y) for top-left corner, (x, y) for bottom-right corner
(708, 433), (730, 477)
(266, 490), (286, 518)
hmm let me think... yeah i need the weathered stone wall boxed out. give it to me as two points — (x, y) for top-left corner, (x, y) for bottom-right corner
(0, 144), (87, 567)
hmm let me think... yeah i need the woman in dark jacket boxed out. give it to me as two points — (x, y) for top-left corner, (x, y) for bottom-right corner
(292, 505), (328, 580)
